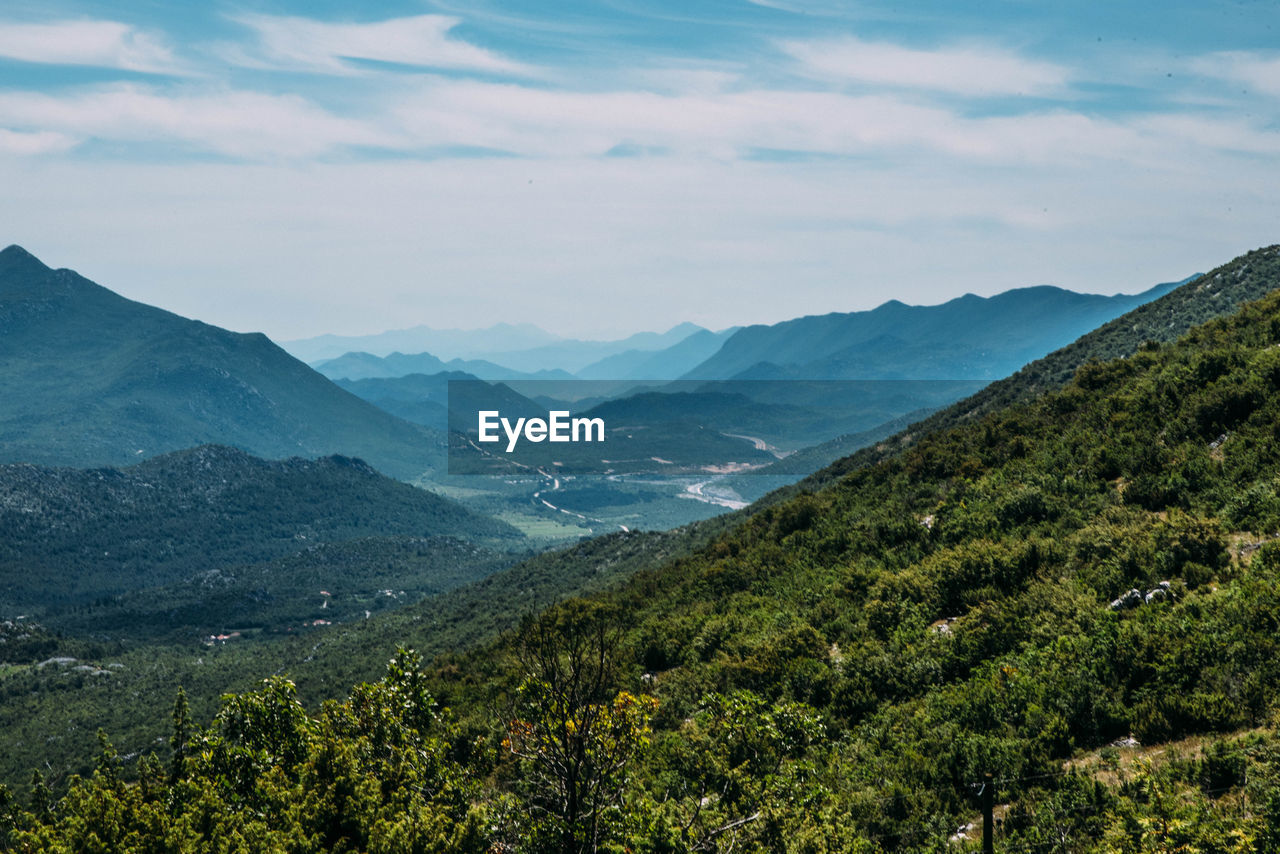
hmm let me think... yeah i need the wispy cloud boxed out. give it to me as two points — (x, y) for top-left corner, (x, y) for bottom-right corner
(0, 128), (75, 155)
(222, 14), (533, 77)
(2, 71), (1274, 167)
(388, 79), (1246, 167)
(0, 85), (393, 158)
(779, 35), (1071, 96)
(1191, 50), (1280, 97)
(0, 19), (182, 74)
(0, 3), (1273, 340)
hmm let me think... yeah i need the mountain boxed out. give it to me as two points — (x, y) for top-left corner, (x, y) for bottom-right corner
(0, 444), (522, 615)
(280, 321), (558, 363)
(0, 246), (443, 479)
(805, 244), (1280, 490)
(9, 246), (1280, 851)
(683, 279), (1187, 381)
(332, 371), (459, 429)
(314, 350), (574, 382)
(334, 371), (552, 433)
(576, 327), (739, 379)
(301, 323), (712, 378)
(449, 259), (1279, 849)
(482, 322), (709, 374)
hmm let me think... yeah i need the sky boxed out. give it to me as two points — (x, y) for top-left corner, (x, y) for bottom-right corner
(0, 1), (1277, 341)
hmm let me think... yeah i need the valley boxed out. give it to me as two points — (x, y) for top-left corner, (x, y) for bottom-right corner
(4, 4), (1274, 848)
(2, 244), (1279, 852)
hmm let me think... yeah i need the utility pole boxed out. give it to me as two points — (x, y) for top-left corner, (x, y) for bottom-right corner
(982, 773), (994, 854)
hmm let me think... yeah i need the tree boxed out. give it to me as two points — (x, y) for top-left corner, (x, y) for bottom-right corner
(504, 599), (657, 853)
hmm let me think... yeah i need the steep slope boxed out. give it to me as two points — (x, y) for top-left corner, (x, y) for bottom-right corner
(804, 244), (1280, 489)
(684, 278), (1186, 381)
(0, 246), (441, 478)
(396, 263), (1280, 848)
(0, 444), (522, 614)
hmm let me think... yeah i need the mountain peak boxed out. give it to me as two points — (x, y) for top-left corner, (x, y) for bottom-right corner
(0, 244), (51, 278)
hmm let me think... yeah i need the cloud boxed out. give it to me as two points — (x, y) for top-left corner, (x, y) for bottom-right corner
(0, 85), (393, 158)
(0, 128), (76, 155)
(224, 14), (533, 77)
(1191, 50), (1280, 97)
(779, 35), (1071, 96)
(388, 80), (1187, 166)
(0, 19), (181, 74)
(4, 72), (1272, 168)
(1136, 114), (1280, 157)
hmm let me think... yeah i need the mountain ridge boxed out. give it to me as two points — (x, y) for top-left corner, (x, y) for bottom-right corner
(0, 246), (445, 479)
(683, 278), (1188, 381)
(798, 244), (1279, 490)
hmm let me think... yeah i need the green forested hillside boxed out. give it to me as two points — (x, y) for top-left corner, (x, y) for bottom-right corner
(46, 536), (513, 643)
(5, 250), (1280, 851)
(0, 445), (521, 615)
(0, 524), (721, 793)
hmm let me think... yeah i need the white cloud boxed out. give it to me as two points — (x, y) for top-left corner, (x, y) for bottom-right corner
(1136, 114), (1280, 157)
(0, 128), (75, 155)
(1191, 50), (1280, 97)
(779, 35), (1071, 96)
(3, 71), (1271, 168)
(387, 79), (1204, 167)
(225, 14), (532, 77)
(0, 85), (393, 158)
(1, 67), (1274, 170)
(0, 19), (180, 74)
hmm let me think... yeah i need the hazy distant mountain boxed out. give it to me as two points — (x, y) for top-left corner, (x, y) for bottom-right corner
(313, 323), (712, 379)
(480, 322), (708, 374)
(0, 246), (442, 478)
(683, 280), (1191, 381)
(576, 327), (739, 379)
(281, 322), (558, 363)
(314, 350), (575, 382)
(335, 372), (550, 432)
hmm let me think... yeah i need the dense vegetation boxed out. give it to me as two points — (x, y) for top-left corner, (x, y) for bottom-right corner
(0, 524), (722, 792)
(46, 536), (513, 643)
(4, 247), (1280, 850)
(0, 445), (522, 616)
